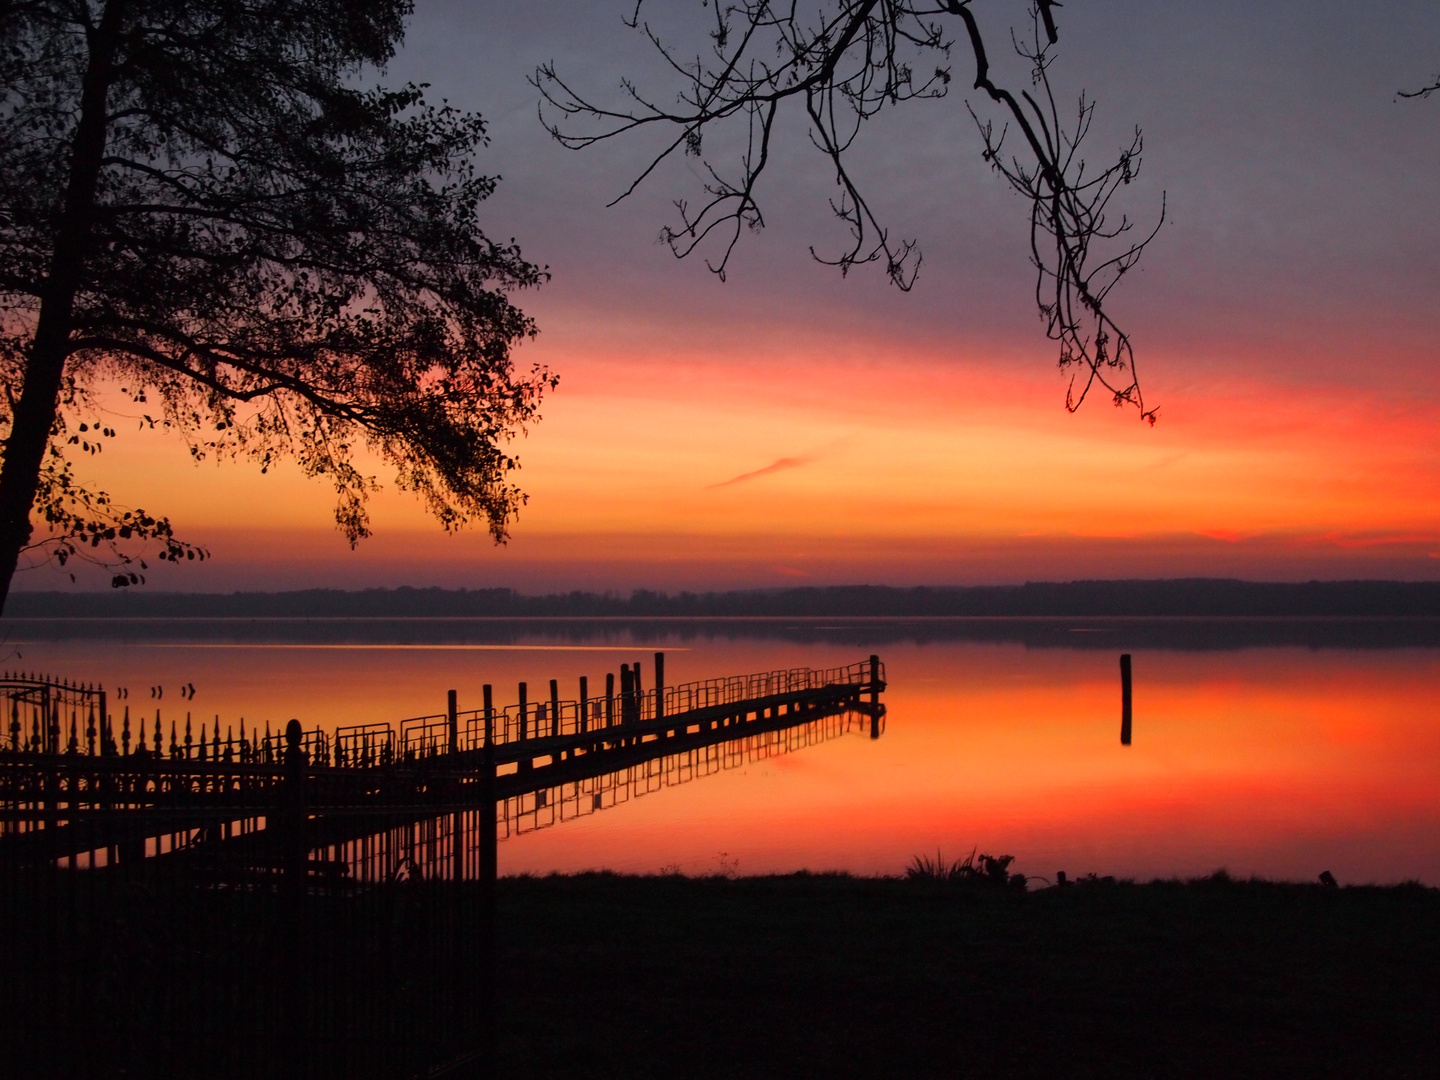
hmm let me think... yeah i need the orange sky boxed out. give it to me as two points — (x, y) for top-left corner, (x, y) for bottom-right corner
(31, 325), (1440, 592)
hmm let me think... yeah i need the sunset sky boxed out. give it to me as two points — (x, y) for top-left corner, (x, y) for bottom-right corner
(29, 0), (1440, 593)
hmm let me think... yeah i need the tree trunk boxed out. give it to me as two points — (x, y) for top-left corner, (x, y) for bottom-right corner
(0, 2), (124, 613)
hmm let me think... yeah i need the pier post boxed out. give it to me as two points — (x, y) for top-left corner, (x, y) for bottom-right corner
(483, 684), (494, 755)
(449, 688), (463, 881)
(550, 680), (560, 740)
(654, 652), (665, 724)
(518, 683), (530, 771)
(605, 672), (615, 729)
(1120, 654), (1133, 746)
(579, 676), (589, 734)
(633, 660), (643, 721)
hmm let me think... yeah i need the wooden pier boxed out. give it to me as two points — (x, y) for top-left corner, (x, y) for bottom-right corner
(0, 654), (886, 879)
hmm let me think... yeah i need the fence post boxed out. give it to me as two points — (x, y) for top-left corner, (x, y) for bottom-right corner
(478, 684), (498, 1077)
(283, 719), (307, 891)
(280, 718), (308, 1074)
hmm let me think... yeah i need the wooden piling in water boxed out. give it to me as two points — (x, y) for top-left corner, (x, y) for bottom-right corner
(655, 652), (665, 723)
(869, 655), (881, 739)
(1120, 654), (1133, 745)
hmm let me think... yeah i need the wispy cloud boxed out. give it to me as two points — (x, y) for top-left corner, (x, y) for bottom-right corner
(707, 455), (816, 489)
(706, 436), (854, 489)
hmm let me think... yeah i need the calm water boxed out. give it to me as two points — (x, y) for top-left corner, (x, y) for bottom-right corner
(4, 617), (1438, 885)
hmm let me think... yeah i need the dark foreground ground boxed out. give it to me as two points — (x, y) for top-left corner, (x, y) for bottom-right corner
(494, 872), (1440, 1079)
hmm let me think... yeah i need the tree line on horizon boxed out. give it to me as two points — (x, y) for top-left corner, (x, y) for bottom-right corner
(6, 579), (1440, 619)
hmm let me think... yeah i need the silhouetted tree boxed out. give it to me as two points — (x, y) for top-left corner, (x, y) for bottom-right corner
(0, 0), (553, 610)
(538, 0), (1161, 421)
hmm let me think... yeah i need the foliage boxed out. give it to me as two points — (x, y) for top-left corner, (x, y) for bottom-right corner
(0, 0), (552, 599)
(537, 0), (1163, 422)
(905, 848), (1027, 889)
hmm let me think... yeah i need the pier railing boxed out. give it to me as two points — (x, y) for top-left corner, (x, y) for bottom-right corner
(0, 658), (885, 772)
(397, 658), (885, 757)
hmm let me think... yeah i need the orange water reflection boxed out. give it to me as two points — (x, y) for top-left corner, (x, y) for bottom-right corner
(7, 625), (1439, 884)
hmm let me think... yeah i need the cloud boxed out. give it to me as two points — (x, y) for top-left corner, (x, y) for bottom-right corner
(707, 455), (816, 489)
(706, 435), (855, 489)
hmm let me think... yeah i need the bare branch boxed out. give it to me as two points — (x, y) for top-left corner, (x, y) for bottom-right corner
(536, 0), (1163, 420)
(1399, 76), (1440, 100)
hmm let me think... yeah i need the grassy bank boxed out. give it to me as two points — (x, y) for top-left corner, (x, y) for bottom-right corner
(494, 871), (1438, 1078)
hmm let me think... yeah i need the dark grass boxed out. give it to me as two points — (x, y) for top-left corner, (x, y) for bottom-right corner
(494, 871), (1440, 1079)
(4, 867), (1435, 1077)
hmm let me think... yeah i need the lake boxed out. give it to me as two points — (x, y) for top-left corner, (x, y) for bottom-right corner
(3, 616), (1437, 885)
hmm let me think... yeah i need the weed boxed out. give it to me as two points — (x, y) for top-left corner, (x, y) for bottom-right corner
(905, 849), (1027, 890)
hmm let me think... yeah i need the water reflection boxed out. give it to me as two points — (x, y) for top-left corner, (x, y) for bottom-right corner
(2, 616), (1438, 884)
(499, 707), (876, 839)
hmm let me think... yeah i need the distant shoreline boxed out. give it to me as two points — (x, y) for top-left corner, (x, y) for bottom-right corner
(6, 579), (1440, 619)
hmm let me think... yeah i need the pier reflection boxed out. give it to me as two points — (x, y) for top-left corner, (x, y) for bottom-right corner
(499, 705), (878, 838)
